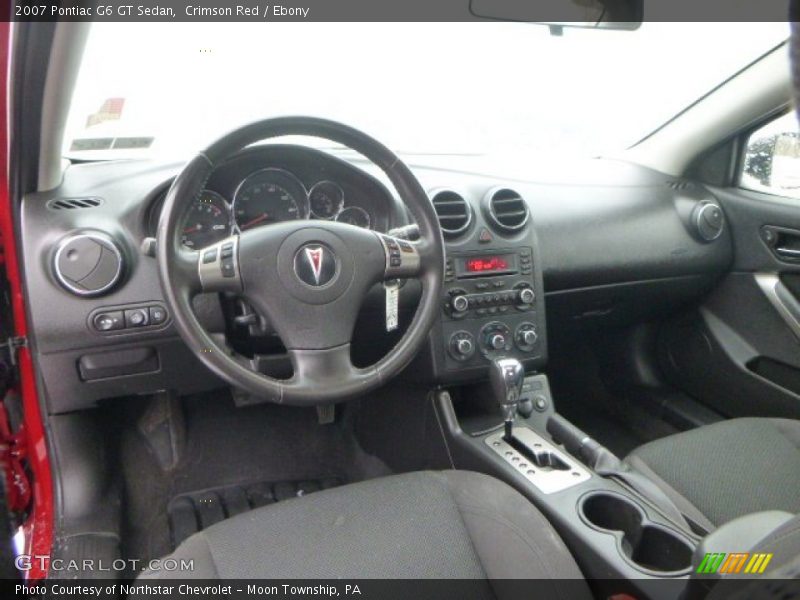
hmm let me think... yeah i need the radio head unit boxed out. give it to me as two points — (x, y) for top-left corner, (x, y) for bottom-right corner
(457, 253), (517, 277)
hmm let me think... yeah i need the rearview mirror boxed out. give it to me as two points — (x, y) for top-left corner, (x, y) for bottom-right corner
(469, 0), (642, 30)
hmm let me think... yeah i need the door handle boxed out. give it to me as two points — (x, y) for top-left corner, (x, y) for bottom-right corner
(763, 226), (800, 262)
(776, 247), (800, 259)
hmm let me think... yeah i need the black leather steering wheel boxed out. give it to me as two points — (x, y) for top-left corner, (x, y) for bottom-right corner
(156, 117), (444, 405)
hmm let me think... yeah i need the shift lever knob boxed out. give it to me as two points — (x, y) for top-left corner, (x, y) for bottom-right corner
(489, 358), (524, 440)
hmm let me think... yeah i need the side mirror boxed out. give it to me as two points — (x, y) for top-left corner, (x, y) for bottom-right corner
(741, 112), (800, 198)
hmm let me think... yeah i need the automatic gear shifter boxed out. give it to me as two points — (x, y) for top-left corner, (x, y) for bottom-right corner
(489, 358), (524, 441)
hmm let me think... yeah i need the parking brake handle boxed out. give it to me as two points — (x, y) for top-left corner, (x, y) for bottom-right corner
(547, 413), (695, 534)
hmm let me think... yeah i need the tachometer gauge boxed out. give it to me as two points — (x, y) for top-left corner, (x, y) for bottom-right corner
(309, 181), (345, 219)
(180, 190), (231, 249)
(336, 206), (371, 229)
(233, 168), (309, 231)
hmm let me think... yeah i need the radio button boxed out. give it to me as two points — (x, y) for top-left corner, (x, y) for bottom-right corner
(452, 295), (469, 313)
(518, 287), (535, 305)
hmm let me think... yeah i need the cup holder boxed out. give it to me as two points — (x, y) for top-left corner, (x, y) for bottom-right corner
(579, 492), (694, 574)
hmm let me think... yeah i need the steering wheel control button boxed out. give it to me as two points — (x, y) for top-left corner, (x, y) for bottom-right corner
(149, 306), (168, 325)
(53, 231), (124, 297)
(220, 242), (236, 277)
(294, 244), (338, 287)
(221, 261), (236, 278)
(125, 308), (149, 328)
(380, 234), (421, 278)
(198, 236), (242, 292)
(93, 311), (124, 332)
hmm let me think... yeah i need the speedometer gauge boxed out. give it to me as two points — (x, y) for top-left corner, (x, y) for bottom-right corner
(309, 181), (344, 219)
(233, 168), (309, 231)
(180, 190), (231, 249)
(336, 206), (371, 229)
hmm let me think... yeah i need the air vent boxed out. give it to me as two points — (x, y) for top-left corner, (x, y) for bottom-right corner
(431, 189), (472, 237)
(484, 188), (529, 232)
(692, 202), (725, 242)
(48, 197), (104, 211)
(666, 180), (693, 191)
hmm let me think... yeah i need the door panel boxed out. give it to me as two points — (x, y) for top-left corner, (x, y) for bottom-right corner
(660, 184), (800, 418)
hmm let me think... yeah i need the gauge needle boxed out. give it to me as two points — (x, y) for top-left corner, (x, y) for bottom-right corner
(183, 225), (202, 234)
(240, 213), (269, 229)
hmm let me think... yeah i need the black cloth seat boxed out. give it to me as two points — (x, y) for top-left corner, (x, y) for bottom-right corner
(626, 417), (800, 531)
(143, 470), (589, 595)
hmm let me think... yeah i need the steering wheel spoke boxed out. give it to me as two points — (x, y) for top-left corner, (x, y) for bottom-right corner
(378, 233), (423, 280)
(287, 344), (369, 394)
(197, 235), (244, 293)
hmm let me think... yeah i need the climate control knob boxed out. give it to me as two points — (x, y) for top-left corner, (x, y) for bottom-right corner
(518, 287), (535, 305)
(448, 331), (476, 361)
(479, 322), (512, 357)
(489, 334), (506, 350)
(456, 338), (474, 356)
(515, 323), (538, 352)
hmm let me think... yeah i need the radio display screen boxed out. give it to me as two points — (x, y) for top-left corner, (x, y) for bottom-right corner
(463, 255), (515, 274)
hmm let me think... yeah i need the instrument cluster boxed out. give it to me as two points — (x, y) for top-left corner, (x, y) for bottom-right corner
(169, 167), (374, 250)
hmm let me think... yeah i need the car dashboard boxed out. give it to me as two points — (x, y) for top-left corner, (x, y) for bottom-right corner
(19, 144), (734, 414)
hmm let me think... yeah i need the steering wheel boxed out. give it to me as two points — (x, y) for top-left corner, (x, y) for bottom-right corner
(156, 117), (444, 405)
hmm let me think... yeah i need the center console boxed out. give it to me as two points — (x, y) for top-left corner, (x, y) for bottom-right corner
(433, 374), (700, 599)
(427, 186), (547, 383)
(425, 188), (707, 598)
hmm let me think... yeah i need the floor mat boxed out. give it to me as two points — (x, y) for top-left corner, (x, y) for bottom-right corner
(119, 391), (390, 563)
(548, 337), (681, 458)
(167, 477), (344, 548)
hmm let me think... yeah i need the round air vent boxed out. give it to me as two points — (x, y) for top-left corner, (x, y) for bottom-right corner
(430, 189), (472, 237)
(483, 188), (529, 233)
(691, 202), (724, 242)
(53, 231), (124, 296)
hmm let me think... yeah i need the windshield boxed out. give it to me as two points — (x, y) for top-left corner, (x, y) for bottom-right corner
(64, 22), (790, 163)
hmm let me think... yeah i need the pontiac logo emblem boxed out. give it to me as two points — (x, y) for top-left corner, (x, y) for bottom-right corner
(305, 246), (324, 284)
(294, 244), (337, 287)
